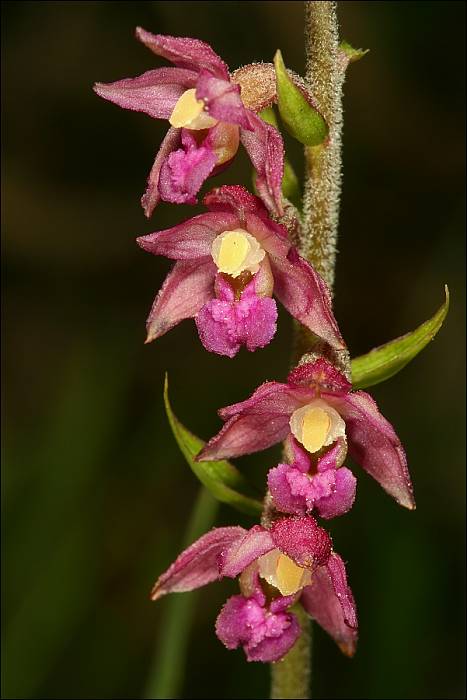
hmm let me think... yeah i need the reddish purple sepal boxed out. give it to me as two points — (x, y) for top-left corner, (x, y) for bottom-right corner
(135, 29), (230, 79)
(271, 250), (345, 350)
(93, 68), (197, 119)
(241, 111), (284, 216)
(301, 553), (358, 657)
(141, 127), (181, 216)
(137, 210), (239, 260)
(143, 258), (217, 344)
(326, 391), (414, 509)
(151, 526), (245, 600)
(219, 525), (275, 578)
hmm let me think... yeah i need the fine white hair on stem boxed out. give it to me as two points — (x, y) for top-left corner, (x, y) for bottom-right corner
(302, 0), (344, 294)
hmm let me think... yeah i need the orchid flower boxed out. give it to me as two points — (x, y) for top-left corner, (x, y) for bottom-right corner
(94, 30), (284, 216)
(151, 515), (357, 662)
(198, 357), (415, 510)
(137, 186), (344, 356)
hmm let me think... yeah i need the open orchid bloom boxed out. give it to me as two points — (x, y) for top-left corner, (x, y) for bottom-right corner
(94, 30), (284, 216)
(137, 186), (344, 356)
(151, 515), (357, 661)
(198, 358), (415, 509)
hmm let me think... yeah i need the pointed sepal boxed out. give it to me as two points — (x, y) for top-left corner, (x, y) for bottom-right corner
(253, 107), (301, 208)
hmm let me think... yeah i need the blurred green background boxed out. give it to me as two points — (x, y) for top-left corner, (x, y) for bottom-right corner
(2, 1), (465, 698)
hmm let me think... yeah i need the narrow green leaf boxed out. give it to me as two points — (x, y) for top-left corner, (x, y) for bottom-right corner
(339, 40), (370, 64)
(164, 375), (262, 516)
(274, 49), (328, 147)
(351, 286), (449, 390)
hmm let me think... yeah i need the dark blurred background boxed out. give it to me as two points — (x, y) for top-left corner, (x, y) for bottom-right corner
(2, 2), (465, 698)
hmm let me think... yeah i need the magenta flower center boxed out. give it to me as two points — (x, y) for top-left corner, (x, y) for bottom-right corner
(211, 229), (266, 278)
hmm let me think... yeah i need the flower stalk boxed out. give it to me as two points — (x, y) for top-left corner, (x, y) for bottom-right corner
(270, 604), (311, 700)
(272, 3), (346, 697)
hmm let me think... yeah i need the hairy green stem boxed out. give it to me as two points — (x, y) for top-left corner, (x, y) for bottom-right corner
(302, 1), (343, 290)
(270, 605), (312, 699)
(270, 3), (345, 698)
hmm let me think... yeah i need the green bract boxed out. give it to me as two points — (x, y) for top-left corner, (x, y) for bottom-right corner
(164, 375), (262, 516)
(339, 40), (370, 64)
(351, 286), (449, 390)
(274, 50), (328, 147)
